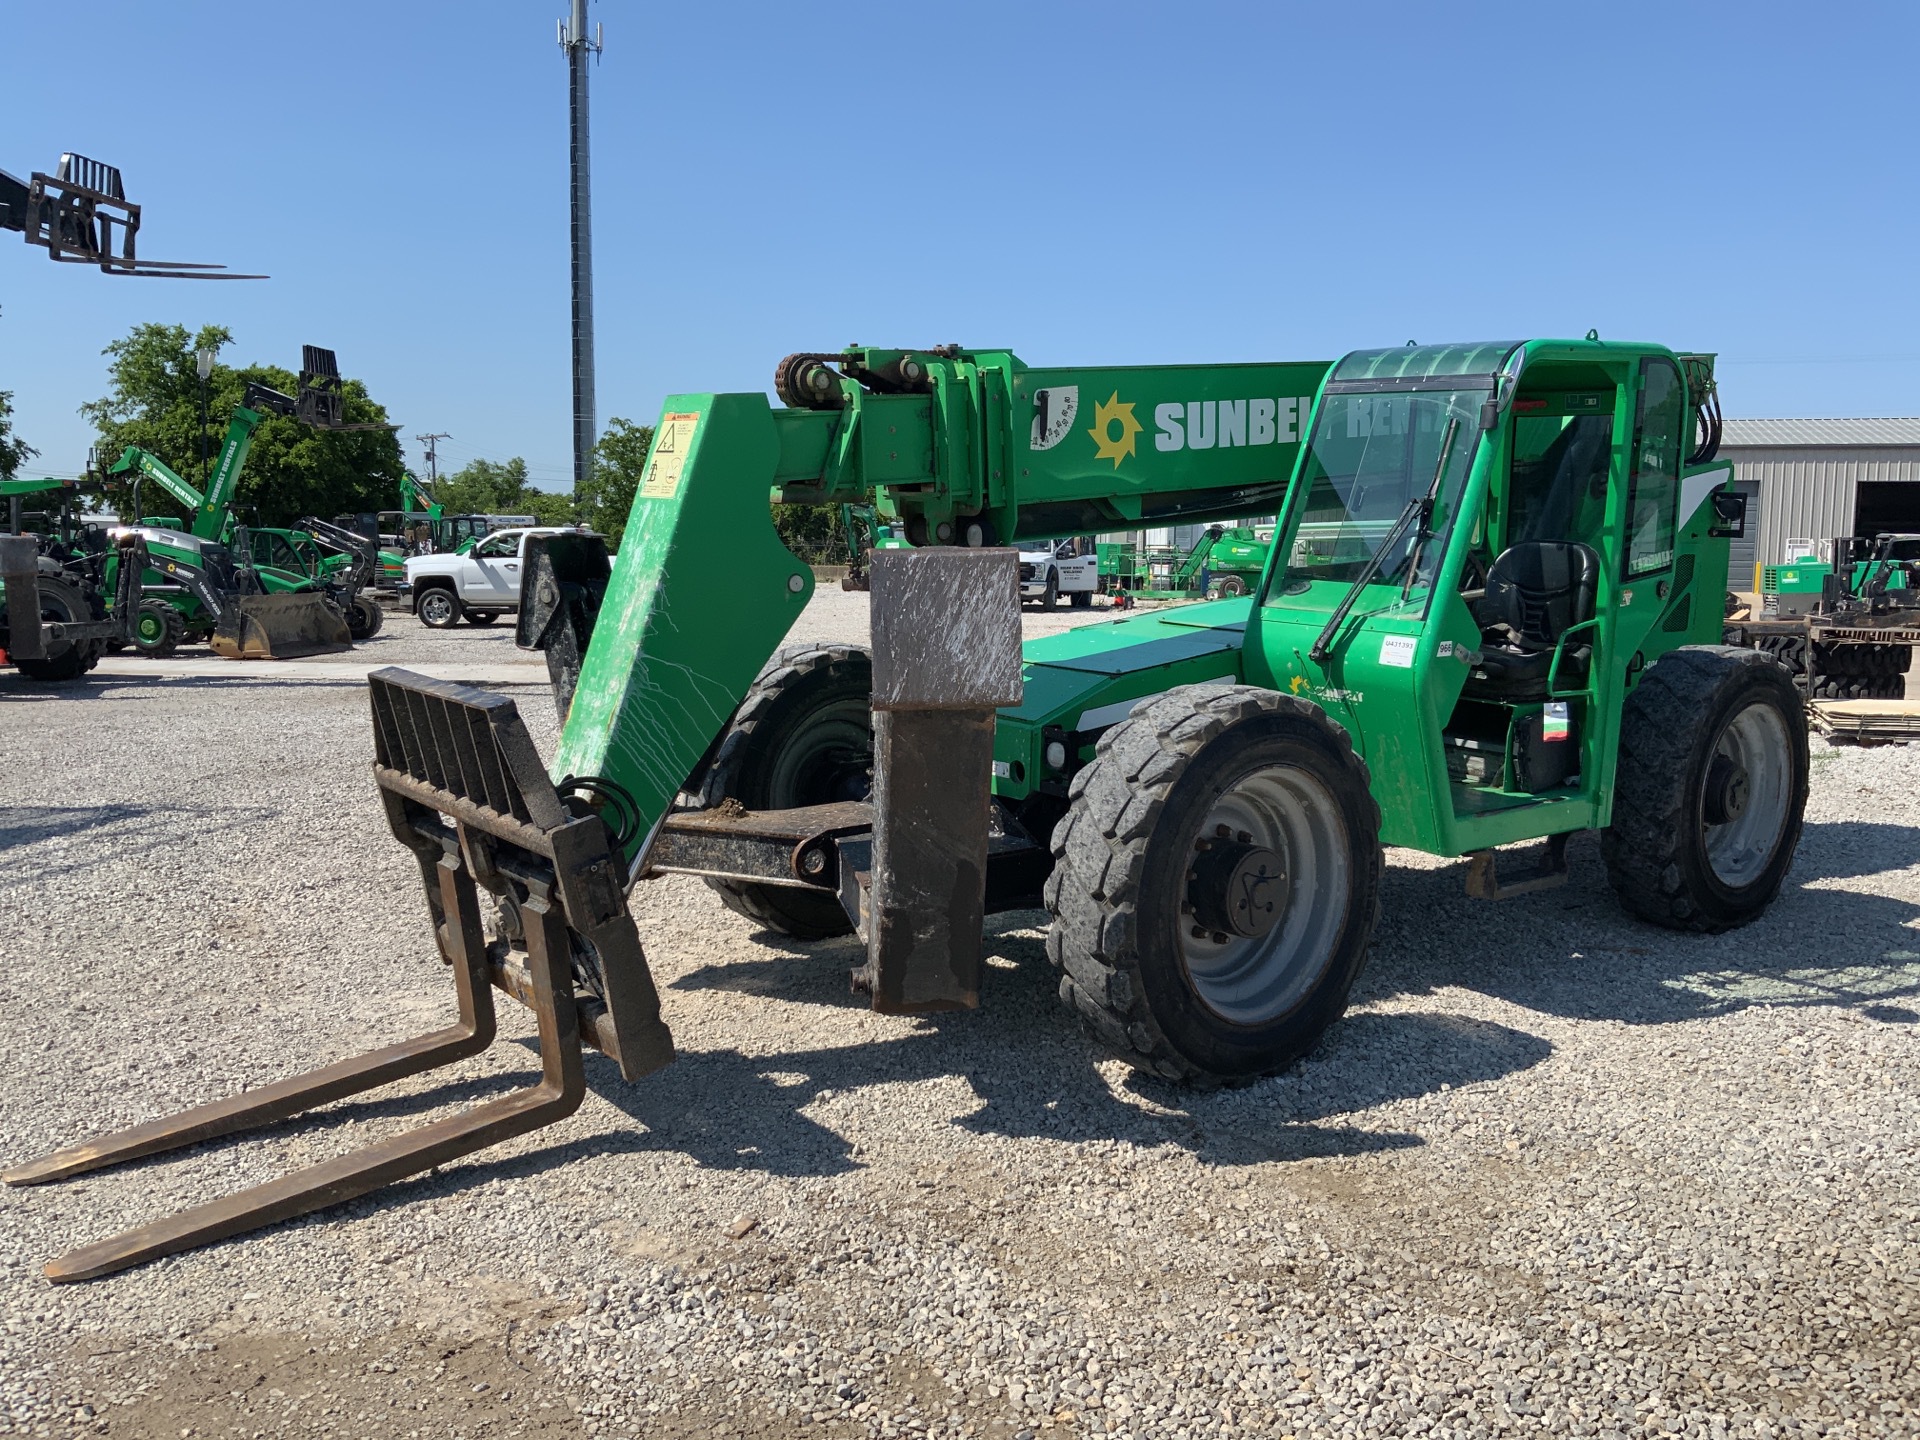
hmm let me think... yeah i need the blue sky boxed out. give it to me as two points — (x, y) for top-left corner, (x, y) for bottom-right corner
(3, 1), (1917, 487)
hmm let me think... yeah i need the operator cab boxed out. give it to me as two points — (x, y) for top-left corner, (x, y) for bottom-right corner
(1253, 339), (1721, 854)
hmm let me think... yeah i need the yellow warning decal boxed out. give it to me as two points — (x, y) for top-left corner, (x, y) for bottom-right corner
(640, 411), (700, 499)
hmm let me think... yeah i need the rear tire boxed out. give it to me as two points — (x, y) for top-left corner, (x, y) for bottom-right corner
(464, 610), (499, 626)
(1603, 645), (1808, 932)
(700, 643), (874, 939)
(1070, 588), (1093, 609)
(131, 599), (185, 657)
(417, 586), (462, 628)
(1045, 684), (1383, 1085)
(10, 576), (104, 682)
(1214, 574), (1249, 598)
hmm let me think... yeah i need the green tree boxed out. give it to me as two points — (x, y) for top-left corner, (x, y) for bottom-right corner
(575, 416), (653, 548)
(772, 504), (850, 565)
(0, 310), (37, 481)
(436, 456), (576, 526)
(80, 322), (403, 527)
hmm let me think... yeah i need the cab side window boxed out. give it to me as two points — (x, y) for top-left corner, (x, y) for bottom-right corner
(1625, 358), (1684, 577)
(474, 533), (516, 559)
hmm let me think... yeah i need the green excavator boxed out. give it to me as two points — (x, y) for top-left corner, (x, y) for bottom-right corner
(9, 338), (1800, 1283)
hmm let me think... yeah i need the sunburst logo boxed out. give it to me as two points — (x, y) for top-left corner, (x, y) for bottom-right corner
(1087, 392), (1141, 468)
(1289, 675), (1308, 695)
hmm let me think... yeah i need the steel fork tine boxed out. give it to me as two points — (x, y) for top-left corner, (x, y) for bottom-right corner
(36, 878), (584, 1284)
(2, 851), (494, 1190)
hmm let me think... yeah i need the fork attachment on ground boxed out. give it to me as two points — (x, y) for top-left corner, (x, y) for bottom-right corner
(2, 668), (671, 1282)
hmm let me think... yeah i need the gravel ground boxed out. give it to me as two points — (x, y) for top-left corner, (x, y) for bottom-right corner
(1, 585), (1916, 1440)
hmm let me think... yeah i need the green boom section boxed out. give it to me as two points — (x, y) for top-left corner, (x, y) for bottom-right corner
(553, 393), (814, 837)
(555, 350), (1330, 854)
(771, 349), (1330, 545)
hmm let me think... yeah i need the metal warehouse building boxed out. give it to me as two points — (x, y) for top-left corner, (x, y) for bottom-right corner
(1721, 417), (1920, 589)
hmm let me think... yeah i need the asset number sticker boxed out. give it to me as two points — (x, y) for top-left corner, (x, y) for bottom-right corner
(640, 411), (700, 499)
(1378, 634), (1417, 668)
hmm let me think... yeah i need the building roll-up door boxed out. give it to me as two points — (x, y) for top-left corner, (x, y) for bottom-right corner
(1726, 480), (1760, 590)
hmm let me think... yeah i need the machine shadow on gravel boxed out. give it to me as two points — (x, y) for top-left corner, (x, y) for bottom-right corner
(629, 917), (1554, 1176)
(1360, 823), (1920, 1025)
(0, 802), (277, 861)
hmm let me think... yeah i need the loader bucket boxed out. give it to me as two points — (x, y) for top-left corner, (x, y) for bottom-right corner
(210, 592), (351, 659)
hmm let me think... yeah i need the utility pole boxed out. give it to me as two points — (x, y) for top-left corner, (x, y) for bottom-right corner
(559, 0), (601, 491)
(415, 432), (451, 487)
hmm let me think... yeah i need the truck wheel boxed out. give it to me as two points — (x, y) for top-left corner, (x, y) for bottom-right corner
(1042, 571), (1060, 610)
(347, 595), (384, 640)
(1214, 575), (1249, 598)
(417, 586), (462, 628)
(10, 576), (104, 682)
(1603, 645), (1808, 932)
(1045, 684), (1383, 1085)
(700, 643), (874, 939)
(464, 611), (499, 626)
(131, 599), (185, 657)
(1070, 587), (1093, 609)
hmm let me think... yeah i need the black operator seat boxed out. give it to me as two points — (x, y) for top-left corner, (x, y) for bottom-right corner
(1462, 541), (1599, 701)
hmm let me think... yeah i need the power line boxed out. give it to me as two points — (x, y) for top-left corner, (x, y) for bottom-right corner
(414, 432), (452, 486)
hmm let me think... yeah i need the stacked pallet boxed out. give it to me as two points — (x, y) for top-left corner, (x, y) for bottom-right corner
(1808, 698), (1920, 744)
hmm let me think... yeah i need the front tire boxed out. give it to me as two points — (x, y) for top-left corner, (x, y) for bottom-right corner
(417, 586), (462, 628)
(1041, 571), (1060, 611)
(131, 599), (185, 657)
(1603, 645), (1808, 932)
(347, 595), (384, 640)
(699, 643), (874, 939)
(1045, 684), (1383, 1085)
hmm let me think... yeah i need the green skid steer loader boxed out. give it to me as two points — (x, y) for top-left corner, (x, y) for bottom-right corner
(8, 339), (1804, 1282)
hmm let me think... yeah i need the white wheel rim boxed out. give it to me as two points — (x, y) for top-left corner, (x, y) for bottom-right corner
(1702, 699), (1792, 888)
(421, 593), (452, 623)
(1178, 765), (1350, 1025)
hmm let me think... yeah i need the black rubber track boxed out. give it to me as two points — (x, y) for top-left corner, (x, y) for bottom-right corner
(1043, 684), (1382, 1086)
(698, 642), (873, 940)
(1602, 645), (1809, 932)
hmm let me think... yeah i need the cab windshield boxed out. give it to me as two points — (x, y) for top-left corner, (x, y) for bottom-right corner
(1267, 386), (1486, 609)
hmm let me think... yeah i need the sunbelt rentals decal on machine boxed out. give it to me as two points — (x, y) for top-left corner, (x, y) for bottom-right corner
(1030, 386), (1318, 466)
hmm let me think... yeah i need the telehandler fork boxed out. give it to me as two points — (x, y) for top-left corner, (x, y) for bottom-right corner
(9, 340), (1807, 1282)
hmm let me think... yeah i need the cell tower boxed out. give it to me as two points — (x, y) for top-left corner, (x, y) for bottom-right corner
(559, 0), (602, 489)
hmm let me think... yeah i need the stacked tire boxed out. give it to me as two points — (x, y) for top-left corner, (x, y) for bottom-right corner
(1809, 642), (1909, 701)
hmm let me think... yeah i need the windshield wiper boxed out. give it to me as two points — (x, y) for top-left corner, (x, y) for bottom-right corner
(1308, 416), (1460, 665)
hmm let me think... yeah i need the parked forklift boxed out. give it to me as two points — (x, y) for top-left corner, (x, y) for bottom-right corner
(9, 338), (1804, 1285)
(1723, 533), (1920, 700)
(0, 477), (146, 680)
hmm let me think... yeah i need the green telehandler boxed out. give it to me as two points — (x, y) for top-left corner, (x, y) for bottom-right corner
(9, 338), (1802, 1284)
(99, 345), (398, 657)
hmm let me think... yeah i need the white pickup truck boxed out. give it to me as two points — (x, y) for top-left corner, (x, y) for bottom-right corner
(405, 526), (579, 628)
(1018, 537), (1100, 609)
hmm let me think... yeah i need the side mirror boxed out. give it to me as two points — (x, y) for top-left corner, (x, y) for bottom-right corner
(1479, 398), (1501, 432)
(1708, 488), (1747, 539)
